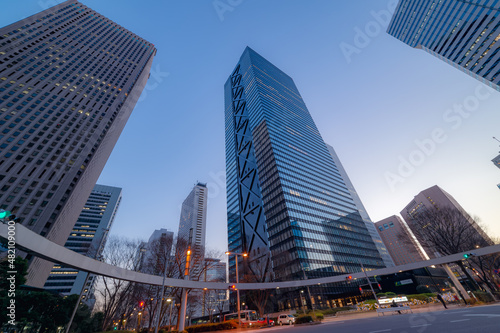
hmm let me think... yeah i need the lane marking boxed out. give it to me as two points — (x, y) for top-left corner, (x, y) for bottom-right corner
(369, 330), (392, 333)
(464, 314), (500, 318)
(442, 310), (472, 315)
(450, 319), (470, 323)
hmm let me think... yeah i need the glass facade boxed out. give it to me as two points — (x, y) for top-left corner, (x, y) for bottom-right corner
(388, 0), (500, 91)
(44, 184), (121, 308)
(225, 47), (385, 302)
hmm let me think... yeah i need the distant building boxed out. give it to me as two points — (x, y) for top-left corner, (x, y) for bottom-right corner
(177, 183), (208, 279)
(400, 185), (492, 258)
(388, 0), (500, 91)
(492, 154), (500, 170)
(44, 184), (121, 307)
(326, 144), (394, 268)
(140, 228), (174, 274)
(375, 215), (427, 266)
(201, 258), (228, 317)
(0, 0), (155, 287)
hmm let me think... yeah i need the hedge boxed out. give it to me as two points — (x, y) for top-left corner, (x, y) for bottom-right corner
(185, 320), (238, 333)
(295, 316), (313, 324)
(473, 290), (495, 303)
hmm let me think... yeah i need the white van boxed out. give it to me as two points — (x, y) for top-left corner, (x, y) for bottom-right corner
(277, 314), (295, 325)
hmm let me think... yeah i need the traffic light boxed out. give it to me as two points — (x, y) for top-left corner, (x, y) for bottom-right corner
(0, 210), (11, 219)
(229, 285), (237, 291)
(139, 301), (144, 308)
(463, 253), (475, 258)
(346, 275), (353, 280)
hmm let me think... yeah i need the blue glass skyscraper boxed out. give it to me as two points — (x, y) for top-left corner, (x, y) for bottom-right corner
(225, 47), (385, 307)
(388, 0), (500, 91)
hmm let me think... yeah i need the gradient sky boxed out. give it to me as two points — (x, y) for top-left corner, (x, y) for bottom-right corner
(2, 0), (499, 254)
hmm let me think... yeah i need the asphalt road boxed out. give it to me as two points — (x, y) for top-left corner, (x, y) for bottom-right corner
(257, 304), (500, 333)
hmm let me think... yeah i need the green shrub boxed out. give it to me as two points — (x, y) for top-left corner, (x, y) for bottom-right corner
(473, 290), (494, 303)
(295, 315), (313, 324)
(185, 320), (239, 333)
(315, 313), (324, 321)
(407, 294), (432, 302)
(364, 299), (378, 304)
(416, 285), (432, 294)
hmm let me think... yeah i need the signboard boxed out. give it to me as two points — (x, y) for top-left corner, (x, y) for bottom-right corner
(395, 279), (413, 286)
(378, 296), (408, 304)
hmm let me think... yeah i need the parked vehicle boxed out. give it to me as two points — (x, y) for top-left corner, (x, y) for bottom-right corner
(277, 314), (295, 325)
(257, 317), (274, 326)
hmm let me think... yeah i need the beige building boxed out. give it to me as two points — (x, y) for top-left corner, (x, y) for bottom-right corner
(400, 185), (492, 259)
(375, 215), (427, 266)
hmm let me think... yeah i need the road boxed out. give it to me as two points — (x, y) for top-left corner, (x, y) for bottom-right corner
(255, 304), (500, 333)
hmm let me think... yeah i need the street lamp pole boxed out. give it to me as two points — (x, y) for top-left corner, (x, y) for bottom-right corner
(178, 247), (192, 332)
(167, 299), (174, 331)
(299, 290), (306, 313)
(226, 251), (248, 329)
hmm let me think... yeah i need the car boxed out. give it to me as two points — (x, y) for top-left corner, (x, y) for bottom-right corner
(257, 318), (274, 326)
(277, 314), (295, 325)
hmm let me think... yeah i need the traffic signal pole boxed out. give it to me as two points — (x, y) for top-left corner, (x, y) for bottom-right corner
(359, 260), (379, 304)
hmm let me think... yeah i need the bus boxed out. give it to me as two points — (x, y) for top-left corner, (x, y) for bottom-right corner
(224, 310), (259, 325)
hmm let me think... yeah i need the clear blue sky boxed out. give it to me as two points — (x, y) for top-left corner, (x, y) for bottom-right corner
(2, 0), (500, 252)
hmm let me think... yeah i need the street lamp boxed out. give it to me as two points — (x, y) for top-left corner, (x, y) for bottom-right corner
(166, 298), (174, 331)
(299, 290), (306, 313)
(225, 251), (248, 329)
(178, 247), (192, 332)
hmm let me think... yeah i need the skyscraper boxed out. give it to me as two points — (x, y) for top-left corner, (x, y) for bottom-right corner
(388, 0), (500, 91)
(375, 215), (428, 266)
(225, 47), (385, 307)
(0, 0), (155, 287)
(43, 184), (121, 306)
(326, 144), (394, 268)
(400, 185), (493, 258)
(177, 183), (208, 279)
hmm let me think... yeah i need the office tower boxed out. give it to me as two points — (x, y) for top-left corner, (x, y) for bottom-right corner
(375, 215), (427, 266)
(43, 184), (121, 306)
(493, 154), (500, 170)
(388, 0), (500, 91)
(225, 47), (385, 307)
(177, 183), (208, 279)
(0, 1), (155, 287)
(327, 144), (394, 268)
(400, 185), (493, 258)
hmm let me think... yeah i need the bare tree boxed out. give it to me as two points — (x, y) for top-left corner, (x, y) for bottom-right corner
(139, 236), (224, 330)
(242, 252), (272, 317)
(95, 236), (144, 330)
(466, 236), (500, 292)
(404, 205), (493, 290)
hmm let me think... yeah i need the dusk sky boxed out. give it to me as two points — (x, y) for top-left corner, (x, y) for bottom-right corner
(2, 0), (499, 253)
